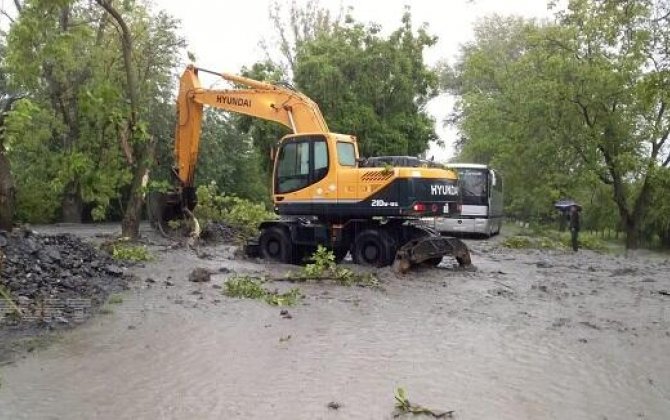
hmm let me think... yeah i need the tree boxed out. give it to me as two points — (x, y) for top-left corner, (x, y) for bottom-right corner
(293, 7), (439, 157)
(196, 109), (268, 203)
(0, 33), (17, 229)
(93, 0), (184, 237)
(0, 94), (20, 230)
(5, 1), (106, 221)
(265, 0), (344, 76)
(4, 0), (182, 231)
(448, 1), (670, 248)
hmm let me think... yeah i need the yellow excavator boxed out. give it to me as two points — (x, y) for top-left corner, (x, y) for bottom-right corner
(155, 65), (471, 270)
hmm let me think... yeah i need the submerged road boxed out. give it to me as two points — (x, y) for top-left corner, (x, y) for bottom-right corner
(1, 224), (669, 419)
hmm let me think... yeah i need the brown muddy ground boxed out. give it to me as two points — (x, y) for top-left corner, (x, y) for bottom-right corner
(1, 223), (669, 419)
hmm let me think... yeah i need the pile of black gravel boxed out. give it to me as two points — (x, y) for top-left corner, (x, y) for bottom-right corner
(0, 229), (130, 329)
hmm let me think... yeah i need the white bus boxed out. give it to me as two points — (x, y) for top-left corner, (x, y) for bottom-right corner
(428, 163), (503, 237)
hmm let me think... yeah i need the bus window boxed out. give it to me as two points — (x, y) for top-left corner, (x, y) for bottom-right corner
(459, 168), (488, 206)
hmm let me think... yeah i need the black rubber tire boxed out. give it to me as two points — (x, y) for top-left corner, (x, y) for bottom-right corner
(333, 246), (349, 263)
(259, 226), (294, 264)
(352, 229), (396, 267)
(294, 246), (316, 265)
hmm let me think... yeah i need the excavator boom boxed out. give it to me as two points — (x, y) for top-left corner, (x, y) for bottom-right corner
(174, 65), (328, 187)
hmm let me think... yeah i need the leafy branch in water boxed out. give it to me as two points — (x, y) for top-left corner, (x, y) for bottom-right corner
(223, 275), (301, 306)
(289, 245), (379, 287)
(393, 387), (454, 418)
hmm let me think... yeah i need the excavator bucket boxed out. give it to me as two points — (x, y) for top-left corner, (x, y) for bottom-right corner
(393, 235), (471, 274)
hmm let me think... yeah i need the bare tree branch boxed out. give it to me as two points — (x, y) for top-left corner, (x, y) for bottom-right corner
(0, 8), (15, 23)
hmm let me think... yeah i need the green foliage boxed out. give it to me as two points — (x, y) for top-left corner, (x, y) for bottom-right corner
(236, 61), (292, 176)
(107, 294), (124, 305)
(303, 245), (337, 277)
(394, 387), (453, 418)
(110, 243), (152, 262)
(264, 287), (301, 307)
(558, 232), (607, 252)
(501, 236), (533, 249)
(293, 7), (439, 158)
(502, 230), (606, 251)
(224, 275), (267, 299)
(447, 2), (670, 248)
(195, 109), (268, 202)
(4, 99), (62, 222)
(0, 285), (21, 317)
(292, 245), (378, 287)
(3, 0), (183, 224)
(195, 181), (275, 238)
(223, 275), (301, 306)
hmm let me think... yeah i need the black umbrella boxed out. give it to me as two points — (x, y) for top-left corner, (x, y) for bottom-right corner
(554, 199), (582, 211)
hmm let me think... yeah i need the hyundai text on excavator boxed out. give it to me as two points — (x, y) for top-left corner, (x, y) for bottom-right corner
(155, 65), (471, 271)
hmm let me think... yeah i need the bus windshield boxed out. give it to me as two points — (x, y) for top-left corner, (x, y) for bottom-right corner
(458, 168), (488, 205)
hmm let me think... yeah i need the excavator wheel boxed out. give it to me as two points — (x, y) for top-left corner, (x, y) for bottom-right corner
(259, 226), (296, 264)
(332, 246), (349, 263)
(352, 229), (397, 267)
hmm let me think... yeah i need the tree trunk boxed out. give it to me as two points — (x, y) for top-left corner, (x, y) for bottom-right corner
(0, 152), (15, 230)
(61, 181), (82, 223)
(623, 217), (640, 250)
(120, 140), (155, 238)
(660, 226), (670, 249)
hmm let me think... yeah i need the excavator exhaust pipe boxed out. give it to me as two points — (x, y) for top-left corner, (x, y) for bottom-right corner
(393, 236), (472, 274)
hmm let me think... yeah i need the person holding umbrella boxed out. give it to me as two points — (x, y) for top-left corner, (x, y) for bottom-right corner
(554, 200), (582, 251)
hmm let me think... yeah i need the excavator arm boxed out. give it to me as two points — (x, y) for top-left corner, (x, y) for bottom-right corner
(174, 65), (329, 187)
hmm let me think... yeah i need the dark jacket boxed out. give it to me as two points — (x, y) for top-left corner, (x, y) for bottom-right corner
(569, 210), (580, 230)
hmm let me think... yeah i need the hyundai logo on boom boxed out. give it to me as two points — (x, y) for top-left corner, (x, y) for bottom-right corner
(431, 184), (458, 196)
(216, 95), (251, 107)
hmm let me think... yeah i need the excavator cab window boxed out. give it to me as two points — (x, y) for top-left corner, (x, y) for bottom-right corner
(337, 142), (356, 166)
(275, 135), (329, 194)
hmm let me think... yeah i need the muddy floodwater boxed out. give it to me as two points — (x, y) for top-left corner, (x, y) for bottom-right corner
(1, 224), (669, 419)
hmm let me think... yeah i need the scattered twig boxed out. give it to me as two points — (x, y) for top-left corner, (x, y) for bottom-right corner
(393, 387), (454, 418)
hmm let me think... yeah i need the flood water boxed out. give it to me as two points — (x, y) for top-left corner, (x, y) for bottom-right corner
(1, 225), (669, 419)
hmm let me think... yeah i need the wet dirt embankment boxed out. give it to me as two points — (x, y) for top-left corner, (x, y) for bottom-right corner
(0, 224), (669, 420)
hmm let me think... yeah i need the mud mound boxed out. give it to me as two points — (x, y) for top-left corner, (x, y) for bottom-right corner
(200, 221), (244, 244)
(0, 229), (129, 329)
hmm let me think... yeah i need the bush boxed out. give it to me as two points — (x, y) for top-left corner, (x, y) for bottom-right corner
(501, 236), (533, 249)
(558, 232), (607, 251)
(502, 231), (606, 251)
(195, 182), (275, 238)
(110, 243), (152, 261)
